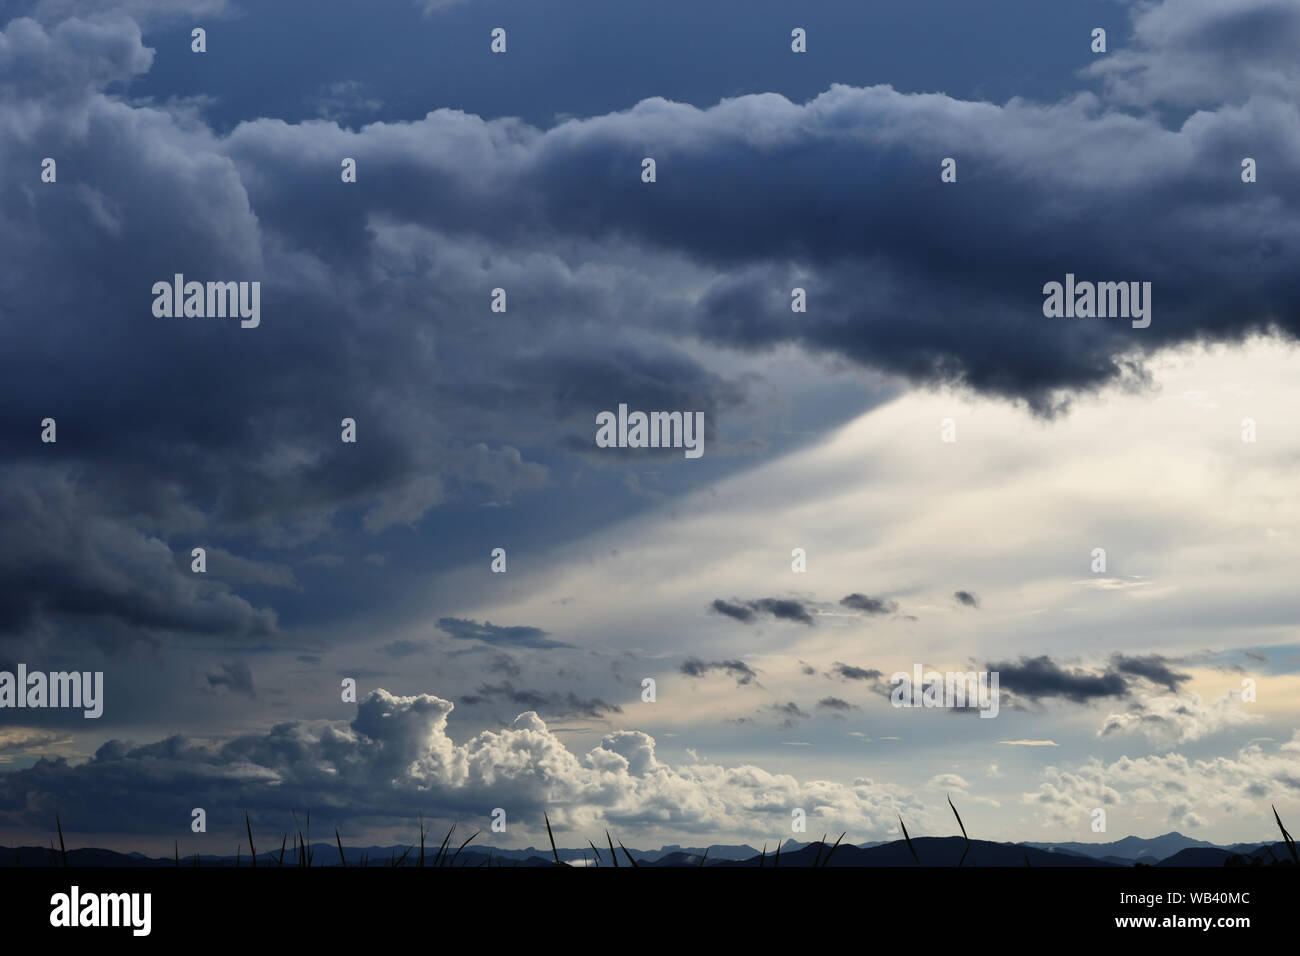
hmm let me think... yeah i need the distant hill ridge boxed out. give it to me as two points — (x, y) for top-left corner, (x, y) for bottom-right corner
(1, 830), (1289, 867)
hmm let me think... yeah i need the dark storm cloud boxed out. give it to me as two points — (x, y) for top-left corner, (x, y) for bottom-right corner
(0, 12), (751, 661)
(6, 1), (1300, 666)
(840, 593), (898, 615)
(679, 657), (758, 686)
(3, 0), (1300, 769)
(709, 598), (815, 626)
(953, 591), (980, 609)
(435, 617), (571, 650)
(213, 45), (1300, 415)
(0, 468), (277, 646)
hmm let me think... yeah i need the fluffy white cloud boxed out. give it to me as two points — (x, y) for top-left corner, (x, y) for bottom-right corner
(1025, 732), (1300, 830)
(0, 690), (933, 842)
(1099, 690), (1258, 746)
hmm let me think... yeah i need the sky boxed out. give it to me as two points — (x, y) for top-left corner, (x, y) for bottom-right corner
(1, 0), (1299, 856)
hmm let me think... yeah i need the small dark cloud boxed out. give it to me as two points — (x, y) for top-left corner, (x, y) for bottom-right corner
(459, 682), (621, 719)
(816, 696), (855, 711)
(1110, 654), (1191, 693)
(752, 598), (815, 625)
(954, 591), (981, 608)
(436, 617), (572, 649)
(710, 599), (755, 623)
(766, 701), (810, 729)
(840, 593), (898, 615)
(203, 662), (255, 698)
(831, 661), (883, 682)
(987, 655), (1127, 703)
(680, 657), (758, 686)
(799, 661), (817, 676)
(487, 654), (521, 678)
(710, 597), (814, 626)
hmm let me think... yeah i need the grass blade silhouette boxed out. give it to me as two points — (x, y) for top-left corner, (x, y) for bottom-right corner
(617, 838), (639, 867)
(822, 832), (845, 867)
(606, 829), (620, 868)
(948, 795), (970, 867)
(587, 839), (603, 866)
(1273, 805), (1298, 864)
(450, 829), (480, 866)
(433, 824), (455, 867)
(899, 815), (920, 865)
(812, 834), (826, 867)
(55, 816), (68, 867)
(245, 812), (257, 867)
(544, 813), (561, 866)
(335, 827), (347, 868)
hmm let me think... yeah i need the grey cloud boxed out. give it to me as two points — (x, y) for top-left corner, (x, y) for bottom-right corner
(816, 696), (856, 711)
(1084, 0), (1300, 108)
(436, 617), (572, 650)
(679, 657), (758, 686)
(202, 661), (255, 698)
(988, 655), (1128, 704)
(8, 2), (1300, 673)
(0, 467), (277, 646)
(831, 662), (883, 682)
(485, 654), (521, 678)
(766, 701), (810, 729)
(709, 599), (755, 623)
(840, 593), (898, 615)
(710, 597), (815, 626)
(1110, 653), (1192, 693)
(459, 682), (621, 720)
